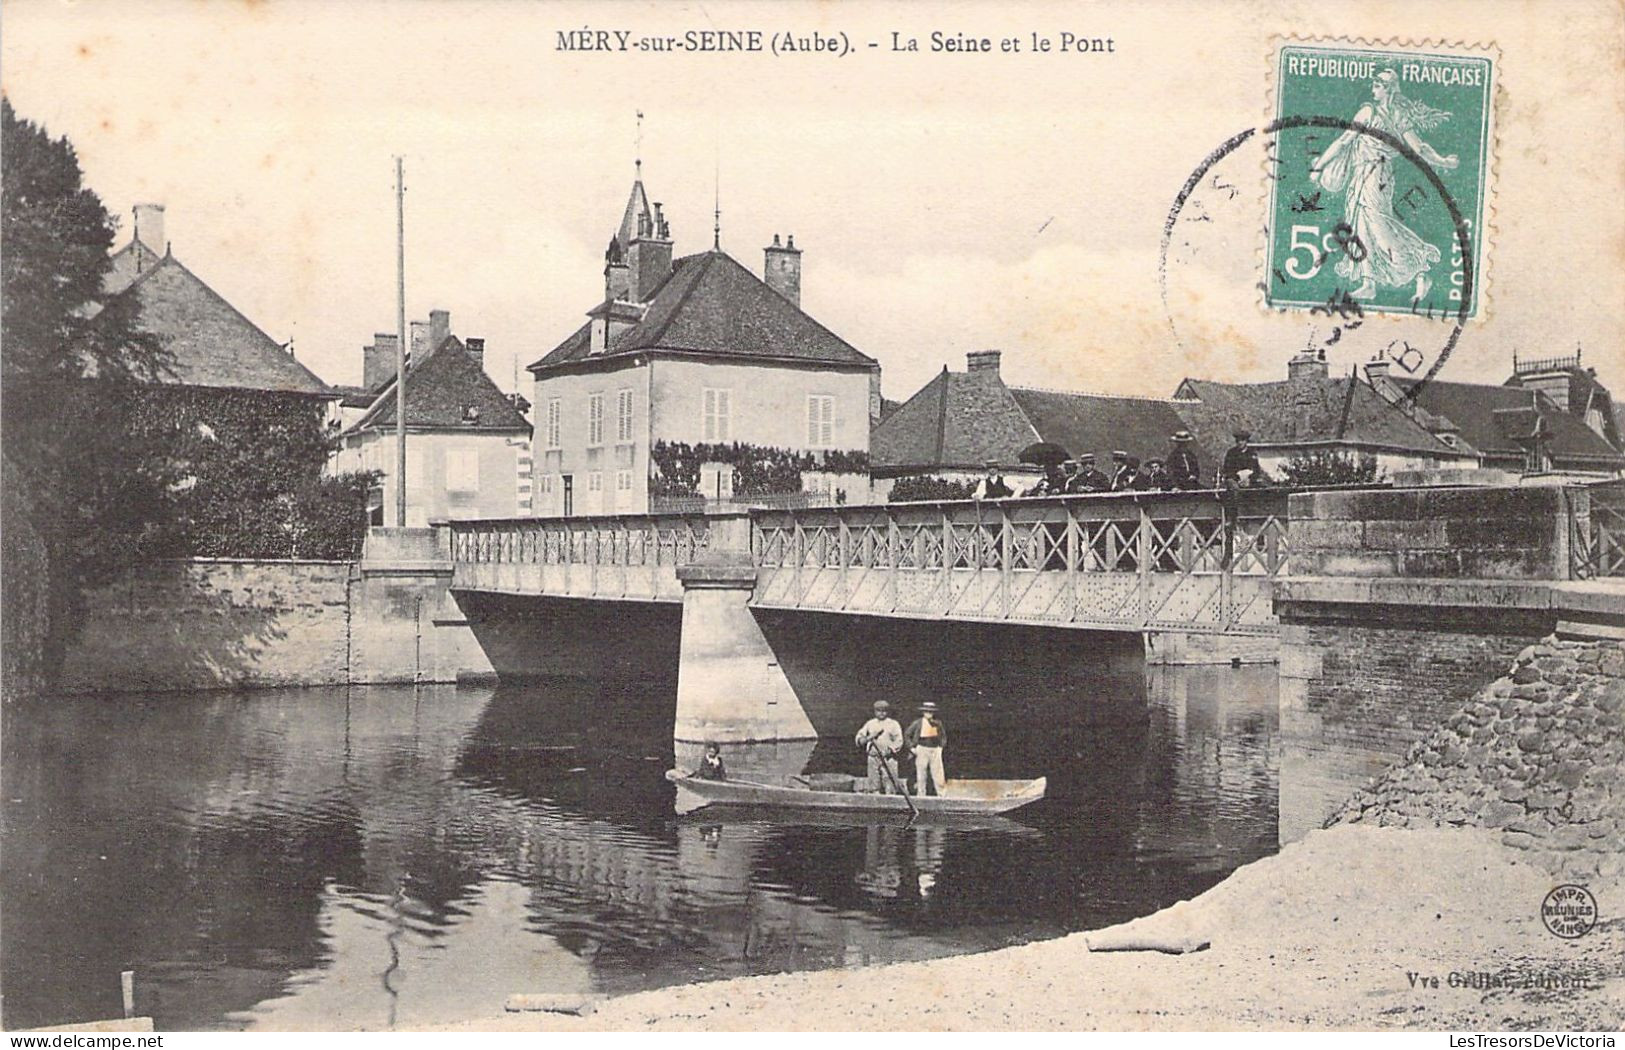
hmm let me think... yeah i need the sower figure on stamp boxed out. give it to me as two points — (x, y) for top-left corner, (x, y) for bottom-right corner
(855, 700), (904, 794)
(904, 702), (948, 797)
(1309, 67), (1459, 303)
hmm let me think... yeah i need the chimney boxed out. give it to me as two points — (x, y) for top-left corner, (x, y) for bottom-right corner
(966, 350), (1003, 375)
(429, 309), (451, 348)
(1288, 347), (1329, 381)
(133, 202), (167, 255)
(410, 320), (431, 359)
(364, 333), (399, 390)
(465, 337), (485, 372)
(626, 202), (673, 303)
(764, 233), (803, 308)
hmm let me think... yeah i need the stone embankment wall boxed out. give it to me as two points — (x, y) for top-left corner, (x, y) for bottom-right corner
(63, 560), (353, 692)
(1332, 637), (1625, 878)
(60, 551), (496, 693)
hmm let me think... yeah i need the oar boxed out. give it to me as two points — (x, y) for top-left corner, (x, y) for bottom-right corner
(870, 742), (917, 818)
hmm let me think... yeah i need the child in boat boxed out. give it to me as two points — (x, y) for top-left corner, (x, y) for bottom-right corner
(696, 742), (727, 781)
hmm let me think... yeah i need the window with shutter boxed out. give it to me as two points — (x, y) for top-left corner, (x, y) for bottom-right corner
(587, 393), (604, 446)
(617, 388), (634, 443)
(703, 388), (731, 442)
(807, 395), (835, 449)
(546, 399), (561, 449)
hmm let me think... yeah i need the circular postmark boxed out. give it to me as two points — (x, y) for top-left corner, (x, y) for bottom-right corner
(1541, 884), (1598, 939)
(1158, 114), (1475, 400)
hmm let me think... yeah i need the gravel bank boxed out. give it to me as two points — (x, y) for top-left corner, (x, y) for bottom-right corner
(447, 825), (1624, 1031)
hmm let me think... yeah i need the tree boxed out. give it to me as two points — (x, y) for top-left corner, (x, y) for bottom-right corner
(1279, 448), (1386, 488)
(2, 98), (172, 693)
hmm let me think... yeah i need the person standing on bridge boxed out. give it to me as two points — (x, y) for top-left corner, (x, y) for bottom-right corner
(856, 700), (904, 794)
(973, 461), (1014, 501)
(904, 702), (948, 797)
(1220, 429), (1267, 488)
(1166, 431), (1202, 490)
(1070, 452), (1111, 493)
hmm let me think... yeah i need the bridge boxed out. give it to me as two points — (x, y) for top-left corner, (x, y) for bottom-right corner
(434, 480), (1623, 821)
(446, 487), (1292, 636)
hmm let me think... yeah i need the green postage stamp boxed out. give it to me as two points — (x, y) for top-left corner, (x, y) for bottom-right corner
(1266, 41), (1496, 319)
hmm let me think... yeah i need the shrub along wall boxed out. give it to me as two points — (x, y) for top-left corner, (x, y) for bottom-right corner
(651, 441), (868, 498)
(129, 386), (372, 560)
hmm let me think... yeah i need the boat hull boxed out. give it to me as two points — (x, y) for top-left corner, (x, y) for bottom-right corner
(665, 770), (1046, 816)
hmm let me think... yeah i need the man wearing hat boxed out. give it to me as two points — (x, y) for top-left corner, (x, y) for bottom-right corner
(1069, 452), (1111, 493)
(973, 460), (1014, 501)
(1109, 450), (1136, 491)
(1221, 429), (1266, 488)
(855, 700), (904, 794)
(1166, 431), (1202, 490)
(904, 702), (948, 797)
(1025, 460), (1068, 497)
(1142, 457), (1171, 491)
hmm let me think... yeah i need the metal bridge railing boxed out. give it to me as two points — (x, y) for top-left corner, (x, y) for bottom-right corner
(1568, 480), (1625, 580)
(750, 488), (1291, 633)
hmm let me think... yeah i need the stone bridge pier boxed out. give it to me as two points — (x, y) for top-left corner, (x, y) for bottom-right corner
(672, 519), (818, 747)
(1274, 485), (1623, 841)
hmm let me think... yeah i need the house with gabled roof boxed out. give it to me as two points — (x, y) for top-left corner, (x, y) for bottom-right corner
(1172, 350), (1477, 479)
(1361, 353), (1624, 477)
(330, 309), (532, 525)
(101, 204), (332, 400)
(93, 204), (340, 529)
(528, 168), (880, 516)
(871, 349), (1225, 492)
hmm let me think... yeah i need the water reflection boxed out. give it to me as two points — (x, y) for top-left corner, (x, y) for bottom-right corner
(2, 660), (1278, 1031)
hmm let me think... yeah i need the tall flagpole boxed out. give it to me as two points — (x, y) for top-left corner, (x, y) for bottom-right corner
(394, 156), (408, 528)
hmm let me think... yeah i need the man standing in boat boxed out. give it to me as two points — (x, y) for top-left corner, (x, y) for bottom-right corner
(905, 702), (948, 797)
(855, 700), (904, 794)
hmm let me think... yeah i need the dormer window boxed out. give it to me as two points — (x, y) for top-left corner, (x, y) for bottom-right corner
(461, 404), (481, 424)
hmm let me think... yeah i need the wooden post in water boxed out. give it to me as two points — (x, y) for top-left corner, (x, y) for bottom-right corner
(120, 971), (134, 1020)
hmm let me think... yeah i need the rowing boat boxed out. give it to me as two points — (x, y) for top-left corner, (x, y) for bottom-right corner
(665, 769), (1046, 816)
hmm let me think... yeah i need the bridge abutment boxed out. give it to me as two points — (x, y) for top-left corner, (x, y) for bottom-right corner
(1273, 486), (1618, 841)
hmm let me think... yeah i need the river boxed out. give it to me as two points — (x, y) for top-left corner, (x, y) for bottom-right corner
(2, 661), (1278, 1031)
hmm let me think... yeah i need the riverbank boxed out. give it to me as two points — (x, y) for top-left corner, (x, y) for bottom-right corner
(450, 824), (1624, 1031)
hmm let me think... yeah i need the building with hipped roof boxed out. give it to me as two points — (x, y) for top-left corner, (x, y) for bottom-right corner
(527, 167), (880, 516)
(329, 309), (532, 525)
(870, 349), (1225, 494)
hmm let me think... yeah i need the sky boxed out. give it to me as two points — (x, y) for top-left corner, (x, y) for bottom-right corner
(3, 0), (1622, 404)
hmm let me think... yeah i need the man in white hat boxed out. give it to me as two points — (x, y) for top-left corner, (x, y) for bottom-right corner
(855, 700), (904, 794)
(904, 702), (948, 797)
(1166, 431), (1202, 490)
